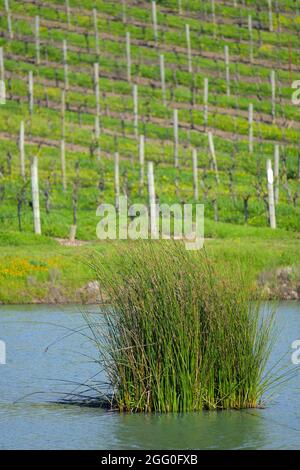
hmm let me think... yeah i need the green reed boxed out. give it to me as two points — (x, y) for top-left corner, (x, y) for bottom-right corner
(87, 241), (275, 412)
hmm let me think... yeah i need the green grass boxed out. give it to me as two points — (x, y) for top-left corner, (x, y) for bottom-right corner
(86, 240), (276, 412)
(1, 223), (300, 304)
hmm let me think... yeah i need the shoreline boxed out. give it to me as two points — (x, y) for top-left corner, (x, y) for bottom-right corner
(1, 269), (300, 305)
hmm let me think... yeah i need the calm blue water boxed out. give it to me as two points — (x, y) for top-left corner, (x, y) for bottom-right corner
(0, 302), (300, 450)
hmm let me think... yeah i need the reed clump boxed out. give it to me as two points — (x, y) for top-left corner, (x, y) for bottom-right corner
(88, 241), (274, 412)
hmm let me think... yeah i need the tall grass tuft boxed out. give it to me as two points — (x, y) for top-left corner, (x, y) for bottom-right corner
(87, 241), (275, 412)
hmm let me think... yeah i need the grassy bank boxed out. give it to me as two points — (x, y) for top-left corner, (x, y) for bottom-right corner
(1, 221), (300, 304)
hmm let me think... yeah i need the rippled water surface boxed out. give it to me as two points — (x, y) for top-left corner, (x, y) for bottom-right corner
(0, 303), (300, 449)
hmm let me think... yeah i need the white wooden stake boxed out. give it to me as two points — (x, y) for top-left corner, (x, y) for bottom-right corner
(94, 63), (101, 158)
(4, 0), (13, 39)
(267, 159), (276, 229)
(61, 139), (67, 192)
(94, 63), (101, 126)
(192, 148), (198, 201)
(185, 24), (192, 73)
(178, 0), (182, 14)
(35, 16), (40, 65)
(19, 121), (25, 179)
(173, 108), (179, 169)
(114, 152), (120, 212)
(152, 1), (158, 43)
(133, 84), (138, 139)
(94, 116), (101, 160)
(0, 47), (5, 104)
(148, 161), (158, 238)
(126, 31), (131, 82)
(61, 89), (66, 139)
(208, 132), (219, 184)
(267, 0), (273, 32)
(31, 156), (41, 235)
(224, 45), (230, 97)
(274, 144), (280, 204)
(203, 77), (209, 128)
(139, 134), (145, 192)
(0, 80), (5, 105)
(160, 54), (166, 106)
(248, 14), (253, 63)
(271, 70), (276, 124)
(63, 40), (69, 90)
(93, 8), (100, 57)
(65, 0), (71, 28)
(122, 0), (126, 23)
(28, 71), (34, 115)
(248, 103), (253, 153)
(211, 0), (216, 38)
(0, 47), (4, 82)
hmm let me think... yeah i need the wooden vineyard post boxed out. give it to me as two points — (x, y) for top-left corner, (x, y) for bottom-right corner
(274, 144), (280, 204)
(4, 0), (13, 39)
(268, 0), (273, 32)
(147, 161), (158, 238)
(267, 159), (276, 229)
(65, 0), (71, 29)
(248, 103), (253, 153)
(30, 156), (41, 235)
(192, 148), (199, 201)
(93, 8), (100, 58)
(94, 62), (101, 159)
(122, 0), (127, 24)
(19, 121), (25, 180)
(114, 152), (120, 213)
(69, 224), (76, 243)
(63, 40), (69, 90)
(35, 16), (40, 65)
(213, 197), (219, 222)
(248, 14), (253, 64)
(0, 47), (5, 105)
(160, 54), (166, 106)
(185, 24), (192, 73)
(224, 45), (230, 97)
(211, 0), (216, 38)
(61, 139), (67, 193)
(173, 108), (179, 169)
(271, 70), (276, 124)
(61, 90), (67, 192)
(152, 1), (158, 43)
(139, 134), (145, 195)
(70, 175), (79, 242)
(133, 84), (138, 139)
(178, 0), (182, 15)
(126, 32), (131, 82)
(28, 71), (34, 115)
(203, 77), (209, 129)
(208, 132), (220, 184)
(61, 89), (66, 139)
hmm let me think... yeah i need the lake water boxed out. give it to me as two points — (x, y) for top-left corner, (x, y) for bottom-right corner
(0, 302), (300, 450)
